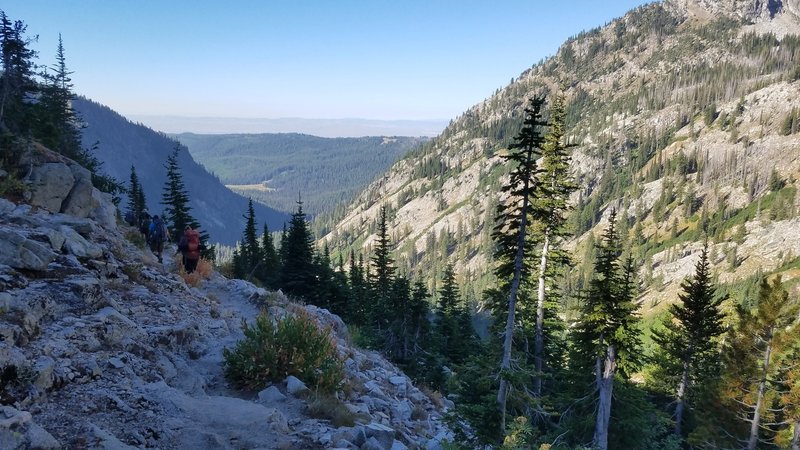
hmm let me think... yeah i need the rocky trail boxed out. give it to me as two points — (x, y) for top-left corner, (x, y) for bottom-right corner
(0, 167), (451, 450)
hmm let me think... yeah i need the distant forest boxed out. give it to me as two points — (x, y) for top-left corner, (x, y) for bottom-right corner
(175, 133), (425, 216)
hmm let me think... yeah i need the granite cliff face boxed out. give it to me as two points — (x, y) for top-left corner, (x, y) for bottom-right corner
(1, 156), (449, 449)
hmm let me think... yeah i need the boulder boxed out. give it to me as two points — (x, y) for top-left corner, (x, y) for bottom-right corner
(26, 163), (74, 213)
(286, 375), (309, 395)
(362, 423), (395, 450)
(60, 225), (103, 258)
(0, 229), (56, 270)
(89, 188), (118, 229)
(61, 177), (97, 218)
(258, 385), (287, 403)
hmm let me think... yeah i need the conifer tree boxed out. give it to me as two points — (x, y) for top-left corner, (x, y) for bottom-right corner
(161, 145), (201, 239)
(493, 97), (547, 429)
(0, 11), (36, 134)
(652, 242), (726, 437)
(258, 223), (279, 287)
(436, 263), (462, 363)
(279, 197), (316, 299)
(531, 92), (575, 397)
(369, 205), (396, 329)
(715, 276), (799, 450)
(571, 211), (641, 450)
(348, 251), (368, 325)
(126, 165), (146, 220)
(241, 198), (261, 276)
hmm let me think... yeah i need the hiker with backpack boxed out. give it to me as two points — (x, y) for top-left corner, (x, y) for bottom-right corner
(139, 210), (151, 241)
(178, 225), (203, 273)
(148, 215), (170, 263)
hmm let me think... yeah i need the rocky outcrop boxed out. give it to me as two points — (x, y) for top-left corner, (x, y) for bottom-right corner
(0, 198), (450, 449)
(20, 143), (118, 229)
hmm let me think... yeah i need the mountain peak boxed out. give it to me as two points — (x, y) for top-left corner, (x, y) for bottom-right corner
(667, 0), (800, 24)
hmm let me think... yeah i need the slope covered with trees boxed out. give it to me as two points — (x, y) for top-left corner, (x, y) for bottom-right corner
(175, 132), (425, 216)
(75, 98), (290, 245)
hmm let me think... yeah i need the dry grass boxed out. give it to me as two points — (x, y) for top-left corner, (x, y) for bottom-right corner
(419, 385), (444, 409)
(178, 258), (213, 287)
(306, 391), (367, 427)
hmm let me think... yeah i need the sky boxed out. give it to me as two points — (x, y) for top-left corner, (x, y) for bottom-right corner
(4, 0), (651, 134)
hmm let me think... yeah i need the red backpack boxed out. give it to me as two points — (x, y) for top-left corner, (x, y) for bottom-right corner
(185, 229), (201, 259)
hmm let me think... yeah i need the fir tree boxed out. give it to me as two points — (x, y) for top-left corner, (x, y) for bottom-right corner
(279, 197), (316, 299)
(714, 276), (800, 450)
(652, 242), (726, 437)
(258, 223), (279, 288)
(369, 205), (396, 329)
(531, 92), (575, 397)
(241, 198), (261, 277)
(161, 145), (210, 257)
(0, 11), (37, 134)
(571, 211), (641, 450)
(493, 97), (547, 429)
(126, 165), (145, 220)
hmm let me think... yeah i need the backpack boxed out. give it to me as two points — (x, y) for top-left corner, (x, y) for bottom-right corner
(150, 218), (165, 245)
(185, 229), (201, 259)
(124, 210), (136, 226)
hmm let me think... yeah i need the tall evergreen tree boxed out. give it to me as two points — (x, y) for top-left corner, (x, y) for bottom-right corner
(531, 92), (575, 397)
(126, 165), (147, 221)
(652, 242), (726, 437)
(0, 11), (36, 134)
(571, 211), (641, 450)
(492, 97), (547, 429)
(369, 205), (396, 329)
(713, 276), (800, 450)
(241, 198), (261, 276)
(161, 145), (210, 258)
(258, 223), (279, 288)
(279, 197), (316, 299)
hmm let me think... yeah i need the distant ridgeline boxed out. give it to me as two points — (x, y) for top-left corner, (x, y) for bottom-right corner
(74, 98), (290, 245)
(173, 132), (426, 217)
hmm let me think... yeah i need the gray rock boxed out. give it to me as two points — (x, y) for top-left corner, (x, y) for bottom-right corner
(265, 407), (290, 433)
(286, 375), (309, 395)
(90, 188), (118, 229)
(86, 422), (139, 450)
(107, 357), (125, 369)
(363, 423), (395, 450)
(25, 422), (61, 449)
(392, 400), (412, 422)
(0, 198), (14, 215)
(33, 356), (56, 390)
(361, 436), (386, 450)
(39, 227), (66, 252)
(0, 229), (56, 270)
(60, 225), (103, 258)
(258, 385), (287, 403)
(391, 440), (409, 450)
(388, 376), (406, 386)
(27, 163), (74, 213)
(61, 177), (98, 218)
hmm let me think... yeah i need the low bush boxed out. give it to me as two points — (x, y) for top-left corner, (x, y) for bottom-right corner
(306, 391), (365, 427)
(178, 258), (213, 287)
(223, 310), (344, 393)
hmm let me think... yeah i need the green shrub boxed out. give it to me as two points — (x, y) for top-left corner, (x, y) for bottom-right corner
(223, 310), (344, 392)
(306, 391), (366, 427)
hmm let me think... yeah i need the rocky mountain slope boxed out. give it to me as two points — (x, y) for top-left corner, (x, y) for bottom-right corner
(75, 98), (290, 245)
(1, 154), (449, 449)
(324, 0), (800, 309)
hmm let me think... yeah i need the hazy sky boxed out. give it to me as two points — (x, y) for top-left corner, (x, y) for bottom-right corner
(5, 1), (651, 123)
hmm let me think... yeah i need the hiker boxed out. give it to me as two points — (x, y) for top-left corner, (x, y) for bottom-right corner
(148, 215), (170, 263)
(139, 210), (151, 241)
(178, 225), (202, 273)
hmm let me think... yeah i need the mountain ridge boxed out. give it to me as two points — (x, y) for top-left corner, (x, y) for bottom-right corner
(322, 0), (800, 306)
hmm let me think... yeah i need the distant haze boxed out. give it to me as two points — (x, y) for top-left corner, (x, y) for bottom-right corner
(128, 115), (448, 138)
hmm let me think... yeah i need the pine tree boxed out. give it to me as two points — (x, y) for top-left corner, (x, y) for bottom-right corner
(716, 276), (800, 450)
(279, 197), (316, 300)
(531, 92), (575, 397)
(258, 223), (279, 288)
(0, 11), (37, 134)
(162, 146), (198, 235)
(493, 97), (547, 429)
(127, 165), (143, 220)
(571, 212), (641, 450)
(240, 198), (261, 277)
(348, 251), (368, 325)
(652, 242), (726, 437)
(369, 205), (396, 329)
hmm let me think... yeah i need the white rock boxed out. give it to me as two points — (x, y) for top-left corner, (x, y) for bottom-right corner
(286, 375), (309, 395)
(257, 385), (287, 403)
